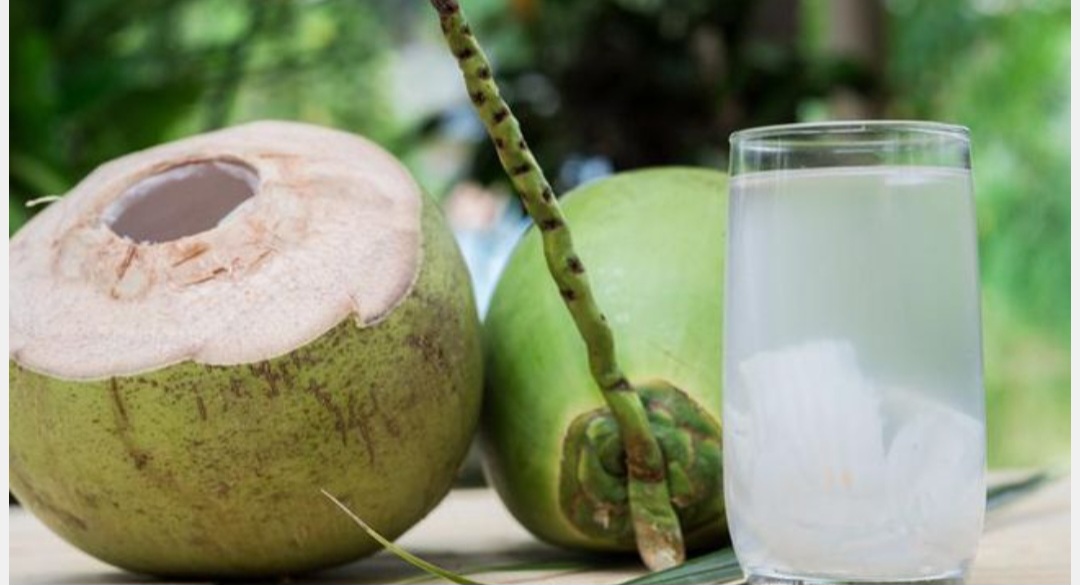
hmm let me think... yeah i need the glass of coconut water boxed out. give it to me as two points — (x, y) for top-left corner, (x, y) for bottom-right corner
(723, 121), (986, 584)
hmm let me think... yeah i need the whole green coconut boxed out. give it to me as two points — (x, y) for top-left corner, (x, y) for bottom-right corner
(9, 121), (483, 577)
(482, 168), (727, 552)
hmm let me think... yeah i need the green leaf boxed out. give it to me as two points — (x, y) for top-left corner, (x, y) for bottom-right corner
(620, 548), (741, 585)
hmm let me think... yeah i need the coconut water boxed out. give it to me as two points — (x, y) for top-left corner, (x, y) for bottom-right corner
(723, 166), (986, 581)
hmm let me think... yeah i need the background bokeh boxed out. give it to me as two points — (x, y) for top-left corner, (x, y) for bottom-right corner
(10, 0), (1069, 468)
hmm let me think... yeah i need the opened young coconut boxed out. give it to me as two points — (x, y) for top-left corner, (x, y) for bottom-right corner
(9, 121), (483, 577)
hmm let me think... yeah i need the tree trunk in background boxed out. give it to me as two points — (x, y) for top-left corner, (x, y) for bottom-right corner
(826, 0), (886, 118)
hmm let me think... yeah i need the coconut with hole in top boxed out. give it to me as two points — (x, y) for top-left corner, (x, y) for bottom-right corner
(9, 121), (483, 577)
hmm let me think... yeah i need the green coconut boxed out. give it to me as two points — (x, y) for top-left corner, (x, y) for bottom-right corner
(9, 121), (483, 577)
(482, 168), (728, 552)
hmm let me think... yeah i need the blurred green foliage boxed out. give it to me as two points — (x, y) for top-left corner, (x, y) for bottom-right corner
(10, 0), (398, 233)
(887, 0), (1070, 467)
(8, 0), (1069, 467)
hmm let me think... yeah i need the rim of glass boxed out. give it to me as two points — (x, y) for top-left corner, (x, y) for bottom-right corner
(730, 120), (969, 145)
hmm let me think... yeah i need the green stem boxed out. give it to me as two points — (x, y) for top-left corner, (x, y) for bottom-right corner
(428, 0), (685, 570)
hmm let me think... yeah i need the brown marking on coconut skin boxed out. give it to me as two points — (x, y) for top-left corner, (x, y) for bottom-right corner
(346, 392), (378, 465)
(75, 489), (100, 510)
(195, 394), (208, 421)
(227, 376), (248, 399)
(248, 362), (281, 398)
(10, 469), (89, 532)
(288, 345), (319, 370)
(368, 386), (402, 439)
(405, 333), (449, 375)
(106, 378), (164, 474)
(109, 378), (130, 429)
(305, 380), (349, 447)
(130, 450), (151, 470)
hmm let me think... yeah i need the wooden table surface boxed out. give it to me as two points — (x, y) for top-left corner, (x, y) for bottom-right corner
(10, 473), (1070, 585)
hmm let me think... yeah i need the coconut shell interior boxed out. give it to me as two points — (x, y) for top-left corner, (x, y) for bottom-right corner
(10, 121), (423, 380)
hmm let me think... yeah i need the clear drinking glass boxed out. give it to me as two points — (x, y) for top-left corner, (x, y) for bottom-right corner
(723, 121), (986, 585)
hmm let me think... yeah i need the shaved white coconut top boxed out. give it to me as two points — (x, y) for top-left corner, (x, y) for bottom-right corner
(10, 121), (423, 380)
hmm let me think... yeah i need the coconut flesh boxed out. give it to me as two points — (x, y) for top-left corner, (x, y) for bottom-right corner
(9, 121), (483, 576)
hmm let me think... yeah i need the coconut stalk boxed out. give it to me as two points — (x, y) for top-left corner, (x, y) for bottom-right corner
(428, 0), (685, 570)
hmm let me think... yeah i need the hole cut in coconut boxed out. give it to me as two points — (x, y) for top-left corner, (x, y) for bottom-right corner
(104, 160), (258, 244)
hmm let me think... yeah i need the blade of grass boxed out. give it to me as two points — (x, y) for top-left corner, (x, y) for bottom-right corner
(321, 489), (486, 585)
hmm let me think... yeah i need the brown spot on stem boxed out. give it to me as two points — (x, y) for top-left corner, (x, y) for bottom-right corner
(494, 137), (505, 149)
(624, 443), (665, 482)
(491, 107), (508, 124)
(567, 255), (585, 274)
(539, 218), (564, 231)
(430, 0), (459, 15)
(470, 91), (486, 105)
(541, 186), (555, 202)
(559, 288), (577, 301)
(510, 163), (531, 176)
(478, 66), (492, 80)
(455, 46), (476, 60)
(606, 377), (633, 392)
(517, 139), (528, 151)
